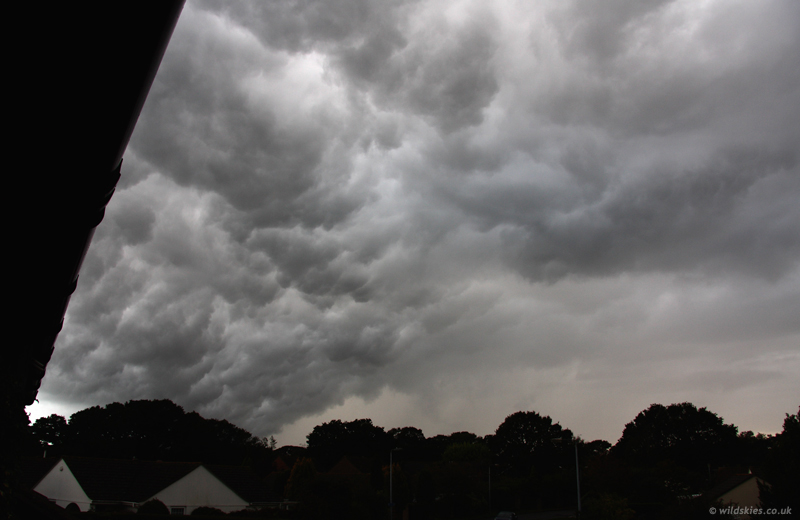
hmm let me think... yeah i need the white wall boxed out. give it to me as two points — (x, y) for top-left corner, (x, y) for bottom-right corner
(148, 466), (249, 514)
(34, 459), (92, 512)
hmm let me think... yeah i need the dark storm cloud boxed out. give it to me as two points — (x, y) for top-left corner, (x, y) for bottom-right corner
(498, 148), (800, 281)
(197, 0), (410, 53)
(125, 5), (370, 229)
(406, 0), (800, 281)
(337, 7), (501, 133)
(39, 0), (800, 441)
(201, 0), (500, 133)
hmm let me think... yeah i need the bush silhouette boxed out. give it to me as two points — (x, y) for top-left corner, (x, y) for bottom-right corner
(138, 499), (169, 515)
(191, 506), (226, 516)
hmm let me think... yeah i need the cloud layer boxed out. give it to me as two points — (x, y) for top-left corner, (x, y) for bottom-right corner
(39, 0), (800, 443)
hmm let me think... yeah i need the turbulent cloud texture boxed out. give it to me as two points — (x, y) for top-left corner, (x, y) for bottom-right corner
(38, 0), (800, 443)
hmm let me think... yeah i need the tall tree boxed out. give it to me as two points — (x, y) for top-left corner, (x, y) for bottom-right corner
(611, 402), (738, 471)
(733, 430), (773, 470)
(759, 406), (799, 512)
(423, 431), (484, 462)
(442, 442), (491, 465)
(30, 414), (69, 456)
(307, 418), (391, 471)
(388, 426), (425, 453)
(490, 411), (565, 477)
(67, 400), (191, 460)
(62, 399), (266, 465)
(285, 458), (318, 502)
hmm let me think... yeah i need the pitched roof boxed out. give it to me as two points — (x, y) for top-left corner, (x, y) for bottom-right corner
(56, 457), (270, 505)
(62, 456), (200, 502)
(19, 457), (60, 490)
(205, 465), (271, 503)
(705, 474), (760, 501)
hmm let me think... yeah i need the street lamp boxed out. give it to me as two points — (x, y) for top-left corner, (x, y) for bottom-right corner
(552, 437), (581, 514)
(390, 448), (402, 520)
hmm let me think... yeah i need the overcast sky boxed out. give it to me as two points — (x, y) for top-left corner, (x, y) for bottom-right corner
(30, 0), (799, 446)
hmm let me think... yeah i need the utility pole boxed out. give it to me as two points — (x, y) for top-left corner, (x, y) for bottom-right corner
(574, 442), (581, 514)
(552, 437), (581, 515)
(390, 448), (402, 520)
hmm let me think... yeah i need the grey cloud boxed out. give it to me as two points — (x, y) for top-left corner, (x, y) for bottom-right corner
(338, 28), (408, 85)
(425, 132), (509, 175)
(51, 179), (401, 432)
(247, 227), (370, 298)
(364, 14), (500, 133)
(494, 148), (800, 281)
(405, 0), (800, 282)
(535, 0), (800, 142)
(646, 276), (800, 346)
(184, 303), (404, 430)
(198, 0), (410, 53)
(210, 0), (501, 133)
(193, 0), (504, 151)
(127, 5), (367, 230)
(109, 199), (156, 246)
(681, 367), (783, 394)
(556, 0), (674, 63)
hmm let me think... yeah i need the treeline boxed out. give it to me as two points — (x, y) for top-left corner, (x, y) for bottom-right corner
(24, 401), (799, 519)
(26, 400), (272, 469)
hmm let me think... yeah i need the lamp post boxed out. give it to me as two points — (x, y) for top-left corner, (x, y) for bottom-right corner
(390, 448), (402, 520)
(552, 437), (581, 514)
(573, 442), (581, 514)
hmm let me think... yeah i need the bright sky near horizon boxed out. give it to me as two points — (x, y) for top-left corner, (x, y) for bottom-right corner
(30, 0), (799, 446)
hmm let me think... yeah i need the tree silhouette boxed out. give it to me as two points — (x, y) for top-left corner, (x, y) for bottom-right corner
(388, 426), (426, 455)
(30, 414), (68, 455)
(490, 411), (564, 477)
(422, 431), (483, 462)
(285, 458), (318, 502)
(48, 399), (268, 466)
(306, 418), (390, 471)
(611, 402), (737, 471)
(733, 430), (772, 470)
(137, 499), (169, 515)
(759, 406), (799, 511)
(442, 442), (490, 465)
(604, 402), (740, 512)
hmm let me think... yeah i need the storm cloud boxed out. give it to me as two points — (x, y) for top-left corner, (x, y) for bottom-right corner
(35, 0), (800, 444)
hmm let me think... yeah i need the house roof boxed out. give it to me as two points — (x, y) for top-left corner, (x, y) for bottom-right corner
(19, 458), (60, 490)
(204, 464), (271, 503)
(54, 457), (270, 505)
(63, 456), (200, 503)
(705, 474), (760, 501)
